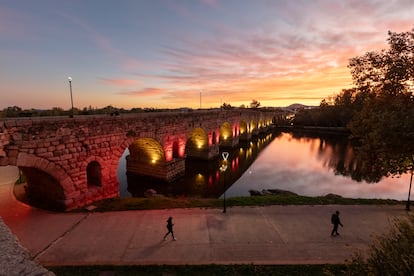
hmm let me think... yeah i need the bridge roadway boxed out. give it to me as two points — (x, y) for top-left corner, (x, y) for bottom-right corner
(0, 166), (408, 267)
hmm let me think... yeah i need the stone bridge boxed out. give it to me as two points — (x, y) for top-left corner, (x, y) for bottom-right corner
(0, 109), (284, 211)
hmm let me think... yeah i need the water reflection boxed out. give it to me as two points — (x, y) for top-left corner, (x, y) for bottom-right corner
(226, 132), (409, 200)
(118, 133), (276, 198)
(118, 131), (410, 200)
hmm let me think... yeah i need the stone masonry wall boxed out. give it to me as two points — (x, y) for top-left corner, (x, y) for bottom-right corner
(0, 110), (280, 210)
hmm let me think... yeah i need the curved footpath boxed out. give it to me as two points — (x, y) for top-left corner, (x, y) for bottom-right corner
(0, 166), (409, 270)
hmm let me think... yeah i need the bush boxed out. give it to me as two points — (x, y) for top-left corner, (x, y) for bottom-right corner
(341, 214), (414, 275)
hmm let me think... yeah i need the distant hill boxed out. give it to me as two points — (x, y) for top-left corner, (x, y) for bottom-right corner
(284, 103), (317, 109)
(285, 103), (307, 110)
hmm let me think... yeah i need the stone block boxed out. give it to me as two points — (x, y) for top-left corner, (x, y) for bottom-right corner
(60, 154), (72, 160)
(35, 147), (47, 154)
(0, 157), (9, 166)
(65, 190), (80, 199)
(7, 149), (18, 158)
(37, 152), (53, 159)
(55, 144), (65, 151)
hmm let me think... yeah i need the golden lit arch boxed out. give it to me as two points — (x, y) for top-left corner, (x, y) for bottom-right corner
(187, 127), (208, 150)
(258, 117), (264, 128)
(250, 119), (257, 132)
(129, 138), (165, 164)
(220, 122), (232, 141)
(239, 121), (248, 135)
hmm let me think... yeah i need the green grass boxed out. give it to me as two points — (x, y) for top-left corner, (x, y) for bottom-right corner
(86, 194), (403, 212)
(48, 264), (348, 276)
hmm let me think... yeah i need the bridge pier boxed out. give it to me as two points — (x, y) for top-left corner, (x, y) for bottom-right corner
(220, 136), (240, 148)
(126, 155), (185, 182)
(259, 126), (269, 134)
(251, 129), (260, 136)
(186, 144), (219, 160)
(239, 132), (252, 142)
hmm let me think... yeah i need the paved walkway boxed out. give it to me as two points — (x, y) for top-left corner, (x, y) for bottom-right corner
(0, 166), (408, 267)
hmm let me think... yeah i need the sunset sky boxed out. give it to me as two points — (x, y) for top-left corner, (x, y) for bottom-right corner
(1, 0), (413, 110)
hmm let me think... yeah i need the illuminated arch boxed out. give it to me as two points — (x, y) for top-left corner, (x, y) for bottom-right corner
(250, 120), (257, 132)
(187, 127), (208, 151)
(129, 138), (165, 165)
(239, 121), (248, 134)
(220, 122), (232, 142)
(258, 117), (264, 128)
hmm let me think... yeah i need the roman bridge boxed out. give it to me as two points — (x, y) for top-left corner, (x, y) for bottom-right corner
(0, 109), (283, 211)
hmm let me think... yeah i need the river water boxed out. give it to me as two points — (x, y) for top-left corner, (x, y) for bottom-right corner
(118, 131), (411, 200)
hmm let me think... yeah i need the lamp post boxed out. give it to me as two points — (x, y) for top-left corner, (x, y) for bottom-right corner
(220, 151), (229, 213)
(68, 77), (74, 118)
(406, 155), (414, 211)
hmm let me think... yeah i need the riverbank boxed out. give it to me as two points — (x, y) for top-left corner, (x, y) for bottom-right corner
(7, 163), (405, 212)
(87, 193), (403, 212)
(0, 161), (405, 214)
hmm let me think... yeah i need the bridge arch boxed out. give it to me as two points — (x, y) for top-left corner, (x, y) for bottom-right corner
(129, 138), (166, 165)
(186, 127), (208, 158)
(86, 161), (102, 187)
(220, 121), (239, 148)
(15, 154), (75, 211)
(172, 141), (179, 158)
(80, 155), (111, 189)
(220, 122), (232, 141)
(240, 121), (248, 134)
(125, 137), (178, 181)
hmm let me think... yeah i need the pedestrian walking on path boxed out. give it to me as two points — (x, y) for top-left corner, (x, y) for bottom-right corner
(163, 217), (176, 241)
(331, 210), (343, 236)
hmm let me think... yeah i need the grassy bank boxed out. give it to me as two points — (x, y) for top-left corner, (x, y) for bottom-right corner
(88, 193), (403, 212)
(48, 264), (348, 276)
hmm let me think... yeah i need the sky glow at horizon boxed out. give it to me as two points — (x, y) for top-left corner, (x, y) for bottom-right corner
(1, 0), (413, 110)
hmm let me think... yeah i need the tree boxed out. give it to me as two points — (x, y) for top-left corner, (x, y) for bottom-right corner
(221, 102), (232, 110)
(348, 28), (414, 177)
(1, 106), (22, 117)
(250, 99), (260, 109)
(348, 29), (414, 97)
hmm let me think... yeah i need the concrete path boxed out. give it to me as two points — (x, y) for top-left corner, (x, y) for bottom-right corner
(0, 166), (408, 267)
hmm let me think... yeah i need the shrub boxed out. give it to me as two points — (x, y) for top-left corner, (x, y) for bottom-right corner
(342, 214), (414, 275)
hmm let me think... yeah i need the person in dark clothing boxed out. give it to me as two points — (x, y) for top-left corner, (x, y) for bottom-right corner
(331, 211), (343, 236)
(163, 217), (176, 241)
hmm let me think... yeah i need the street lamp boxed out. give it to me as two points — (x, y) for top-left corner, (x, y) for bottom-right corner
(220, 151), (229, 213)
(406, 155), (414, 211)
(68, 77), (74, 118)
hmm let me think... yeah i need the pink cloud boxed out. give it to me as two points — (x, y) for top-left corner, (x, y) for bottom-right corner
(98, 78), (141, 87)
(118, 88), (166, 97)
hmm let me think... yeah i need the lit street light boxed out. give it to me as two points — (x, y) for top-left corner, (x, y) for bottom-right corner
(220, 151), (229, 213)
(68, 77), (74, 118)
(406, 155), (414, 211)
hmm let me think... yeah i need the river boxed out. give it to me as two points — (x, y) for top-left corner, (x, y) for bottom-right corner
(118, 131), (411, 200)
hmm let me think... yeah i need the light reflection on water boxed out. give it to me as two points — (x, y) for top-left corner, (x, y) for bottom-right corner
(226, 132), (410, 200)
(118, 132), (411, 200)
